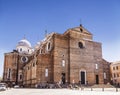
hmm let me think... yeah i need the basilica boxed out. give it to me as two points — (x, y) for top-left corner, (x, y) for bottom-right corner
(3, 25), (110, 87)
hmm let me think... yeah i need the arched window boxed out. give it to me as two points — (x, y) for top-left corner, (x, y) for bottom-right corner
(33, 63), (35, 67)
(46, 42), (51, 51)
(45, 69), (48, 77)
(80, 28), (83, 32)
(62, 60), (65, 67)
(40, 49), (43, 54)
(78, 42), (83, 48)
(20, 48), (22, 51)
(19, 74), (22, 80)
(48, 42), (50, 50)
(104, 72), (106, 79)
(95, 64), (98, 69)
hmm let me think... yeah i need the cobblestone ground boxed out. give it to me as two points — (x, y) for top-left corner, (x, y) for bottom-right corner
(0, 88), (120, 95)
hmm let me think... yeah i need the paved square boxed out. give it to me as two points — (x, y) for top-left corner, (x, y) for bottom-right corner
(0, 88), (120, 95)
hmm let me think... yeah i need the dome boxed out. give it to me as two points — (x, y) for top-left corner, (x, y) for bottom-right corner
(17, 39), (31, 48)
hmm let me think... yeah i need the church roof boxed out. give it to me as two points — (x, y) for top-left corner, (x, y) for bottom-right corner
(64, 24), (92, 35)
(111, 61), (120, 65)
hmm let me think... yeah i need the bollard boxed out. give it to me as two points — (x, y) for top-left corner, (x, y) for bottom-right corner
(81, 87), (82, 91)
(91, 87), (93, 91)
(116, 88), (118, 92)
(102, 87), (104, 91)
(81, 87), (84, 91)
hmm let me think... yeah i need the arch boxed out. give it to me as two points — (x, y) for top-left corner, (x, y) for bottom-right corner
(46, 41), (51, 51)
(48, 42), (51, 50)
(20, 48), (22, 51)
(78, 42), (84, 48)
(39, 49), (43, 54)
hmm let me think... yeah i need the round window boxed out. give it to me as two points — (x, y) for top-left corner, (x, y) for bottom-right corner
(21, 56), (28, 63)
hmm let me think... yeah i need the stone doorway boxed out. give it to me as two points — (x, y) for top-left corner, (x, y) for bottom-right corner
(61, 73), (65, 84)
(96, 75), (99, 84)
(80, 71), (86, 84)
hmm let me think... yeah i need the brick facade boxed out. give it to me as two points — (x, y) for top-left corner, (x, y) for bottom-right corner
(3, 25), (110, 87)
(110, 61), (120, 86)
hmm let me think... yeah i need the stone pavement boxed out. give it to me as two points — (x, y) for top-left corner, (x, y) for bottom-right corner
(0, 88), (120, 95)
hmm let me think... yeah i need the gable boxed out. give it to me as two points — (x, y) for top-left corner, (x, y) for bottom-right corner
(63, 25), (93, 40)
(71, 25), (92, 35)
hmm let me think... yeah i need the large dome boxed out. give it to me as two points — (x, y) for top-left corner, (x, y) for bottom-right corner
(17, 39), (31, 48)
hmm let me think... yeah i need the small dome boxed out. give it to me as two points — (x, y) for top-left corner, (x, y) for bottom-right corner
(17, 39), (31, 48)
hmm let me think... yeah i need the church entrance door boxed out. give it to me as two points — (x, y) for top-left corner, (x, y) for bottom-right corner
(96, 75), (99, 84)
(61, 73), (65, 84)
(80, 71), (85, 84)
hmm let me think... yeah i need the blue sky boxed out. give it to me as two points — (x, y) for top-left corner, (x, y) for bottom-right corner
(0, 0), (120, 77)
